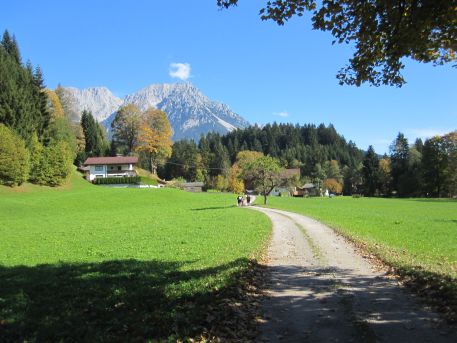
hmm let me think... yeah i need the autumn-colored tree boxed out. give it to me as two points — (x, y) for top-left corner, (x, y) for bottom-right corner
(228, 163), (245, 194)
(324, 178), (343, 195)
(135, 108), (173, 174)
(44, 89), (64, 119)
(378, 158), (392, 195)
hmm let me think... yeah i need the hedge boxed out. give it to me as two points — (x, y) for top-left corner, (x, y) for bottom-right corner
(93, 176), (141, 185)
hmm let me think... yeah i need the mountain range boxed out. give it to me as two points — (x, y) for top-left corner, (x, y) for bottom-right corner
(60, 83), (249, 141)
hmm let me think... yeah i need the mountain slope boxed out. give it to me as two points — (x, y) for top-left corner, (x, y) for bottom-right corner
(61, 83), (249, 141)
(60, 87), (123, 122)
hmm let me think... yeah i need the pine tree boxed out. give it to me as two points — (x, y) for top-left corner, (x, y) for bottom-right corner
(1, 30), (21, 64)
(33, 66), (51, 138)
(362, 145), (379, 196)
(422, 136), (447, 197)
(390, 133), (410, 196)
(80, 110), (104, 157)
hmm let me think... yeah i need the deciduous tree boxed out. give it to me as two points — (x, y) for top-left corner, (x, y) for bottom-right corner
(323, 178), (343, 194)
(243, 156), (283, 204)
(111, 104), (142, 155)
(217, 0), (457, 87)
(135, 108), (173, 175)
(0, 124), (30, 186)
(378, 157), (391, 196)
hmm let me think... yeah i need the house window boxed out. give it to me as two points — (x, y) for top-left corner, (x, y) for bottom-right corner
(95, 165), (104, 172)
(118, 166), (122, 171)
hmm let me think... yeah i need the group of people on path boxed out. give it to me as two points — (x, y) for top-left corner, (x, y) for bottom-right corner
(237, 194), (255, 207)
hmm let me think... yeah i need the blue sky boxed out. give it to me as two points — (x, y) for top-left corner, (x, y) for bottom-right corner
(2, 0), (456, 153)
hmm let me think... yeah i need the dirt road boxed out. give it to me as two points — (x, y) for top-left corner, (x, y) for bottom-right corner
(251, 207), (456, 343)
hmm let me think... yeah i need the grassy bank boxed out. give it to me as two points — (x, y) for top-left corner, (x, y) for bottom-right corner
(0, 172), (271, 341)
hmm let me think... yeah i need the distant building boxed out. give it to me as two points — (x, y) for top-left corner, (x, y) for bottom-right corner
(83, 156), (138, 181)
(270, 187), (292, 197)
(181, 182), (204, 192)
(293, 183), (317, 197)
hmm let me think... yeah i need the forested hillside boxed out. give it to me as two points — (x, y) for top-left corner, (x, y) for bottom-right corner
(0, 31), (76, 186)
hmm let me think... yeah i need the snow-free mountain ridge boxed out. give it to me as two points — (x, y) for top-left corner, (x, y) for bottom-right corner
(60, 83), (249, 141)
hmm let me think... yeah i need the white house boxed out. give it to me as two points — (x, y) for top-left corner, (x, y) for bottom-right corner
(83, 156), (138, 181)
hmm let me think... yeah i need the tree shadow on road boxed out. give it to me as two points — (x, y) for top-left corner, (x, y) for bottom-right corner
(258, 264), (457, 342)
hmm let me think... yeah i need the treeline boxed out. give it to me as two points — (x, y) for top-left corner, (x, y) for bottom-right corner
(0, 31), (80, 186)
(160, 123), (365, 193)
(161, 125), (457, 198)
(362, 132), (457, 198)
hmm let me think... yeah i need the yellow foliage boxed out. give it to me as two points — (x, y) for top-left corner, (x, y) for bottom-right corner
(378, 158), (390, 174)
(135, 108), (172, 157)
(228, 164), (245, 193)
(323, 178), (342, 194)
(45, 89), (64, 119)
(135, 108), (172, 174)
(235, 150), (264, 170)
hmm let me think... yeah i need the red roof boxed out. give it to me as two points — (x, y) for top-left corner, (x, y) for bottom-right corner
(84, 156), (138, 165)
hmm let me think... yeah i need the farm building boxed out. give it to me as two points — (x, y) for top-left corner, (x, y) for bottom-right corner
(83, 156), (138, 181)
(293, 183), (318, 197)
(181, 182), (204, 192)
(270, 187), (293, 196)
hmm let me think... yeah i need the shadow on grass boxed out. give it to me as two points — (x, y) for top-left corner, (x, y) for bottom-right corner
(191, 205), (236, 211)
(403, 198), (457, 203)
(0, 258), (251, 342)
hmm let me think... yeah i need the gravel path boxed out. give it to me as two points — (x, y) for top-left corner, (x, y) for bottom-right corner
(251, 206), (456, 343)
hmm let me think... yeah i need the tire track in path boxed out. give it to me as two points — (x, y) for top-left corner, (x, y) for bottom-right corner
(251, 206), (456, 343)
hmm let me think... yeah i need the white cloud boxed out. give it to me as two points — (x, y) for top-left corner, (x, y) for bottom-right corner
(169, 63), (191, 81)
(274, 111), (289, 118)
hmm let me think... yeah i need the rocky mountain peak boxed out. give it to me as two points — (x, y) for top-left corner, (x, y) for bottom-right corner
(60, 83), (249, 141)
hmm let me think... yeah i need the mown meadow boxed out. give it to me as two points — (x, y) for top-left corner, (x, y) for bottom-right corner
(0, 172), (270, 341)
(265, 196), (457, 319)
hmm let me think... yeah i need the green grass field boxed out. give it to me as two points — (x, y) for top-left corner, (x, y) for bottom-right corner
(0, 172), (270, 341)
(265, 196), (457, 279)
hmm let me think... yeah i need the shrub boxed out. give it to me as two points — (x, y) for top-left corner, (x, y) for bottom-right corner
(33, 140), (74, 186)
(0, 124), (30, 186)
(29, 133), (44, 183)
(93, 176), (141, 185)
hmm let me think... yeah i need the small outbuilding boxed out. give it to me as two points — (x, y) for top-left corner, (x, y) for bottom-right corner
(293, 183), (317, 197)
(181, 182), (204, 192)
